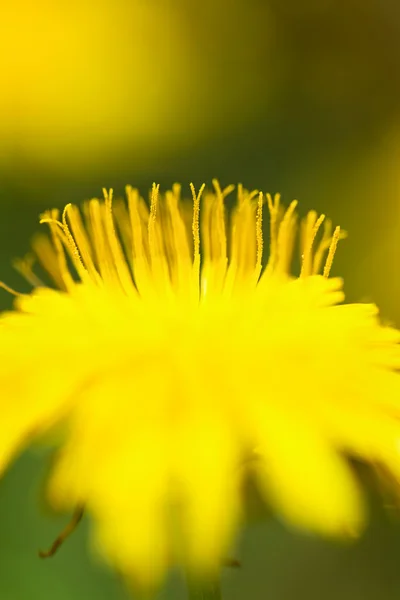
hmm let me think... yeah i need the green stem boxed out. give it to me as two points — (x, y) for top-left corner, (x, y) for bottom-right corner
(187, 579), (222, 600)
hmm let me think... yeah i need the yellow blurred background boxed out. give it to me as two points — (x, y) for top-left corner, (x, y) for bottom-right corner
(0, 0), (273, 172)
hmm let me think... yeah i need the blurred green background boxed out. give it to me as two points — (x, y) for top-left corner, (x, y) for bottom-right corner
(1, 0), (400, 598)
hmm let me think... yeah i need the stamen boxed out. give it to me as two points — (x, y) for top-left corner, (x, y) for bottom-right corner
(0, 281), (27, 296)
(212, 180), (235, 200)
(265, 193), (281, 271)
(312, 219), (332, 275)
(190, 183), (204, 271)
(164, 187), (192, 288)
(255, 192), (263, 272)
(13, 255), (44, 287)
(323, 225), (341, 278)
(102, 188), (135, 295)
(148, 183), (160, 261)
(145, 183), (171, 289)
(86, 199), (114, 285)
(111, 200), (133, 268)
(39, 506), (84, 558)
(231, 186), (259, 270)
(64, 204), (101, 284)
(300, 213), (325, 278)
(172, 183), (181, 200)
(40, 207), (89, 285)
(61, 204), (87, 277)
(275, 200), (298, 274)
(212, 180), (234, 264)
(125, 186), (146, 261)
(36, 209), (74, 290)
(124, 186), (153, 293)
(39, 216), (63, 229)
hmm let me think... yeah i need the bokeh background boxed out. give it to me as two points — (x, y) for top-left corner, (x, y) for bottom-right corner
(1, 0), (400, 598)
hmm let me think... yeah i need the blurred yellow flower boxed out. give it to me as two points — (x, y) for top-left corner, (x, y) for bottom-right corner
(1, 181), (400, 588)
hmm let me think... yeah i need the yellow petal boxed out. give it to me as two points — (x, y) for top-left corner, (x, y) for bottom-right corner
(253, 406), (364, 537)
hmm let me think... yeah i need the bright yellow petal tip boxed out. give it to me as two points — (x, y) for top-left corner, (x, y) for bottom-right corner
(1, 181), (400, 588)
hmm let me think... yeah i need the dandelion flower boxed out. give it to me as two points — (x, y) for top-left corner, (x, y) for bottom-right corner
(1, 180), (400, 588)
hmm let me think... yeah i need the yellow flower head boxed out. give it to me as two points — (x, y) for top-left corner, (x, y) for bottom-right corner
(1, 180), (400, 588)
